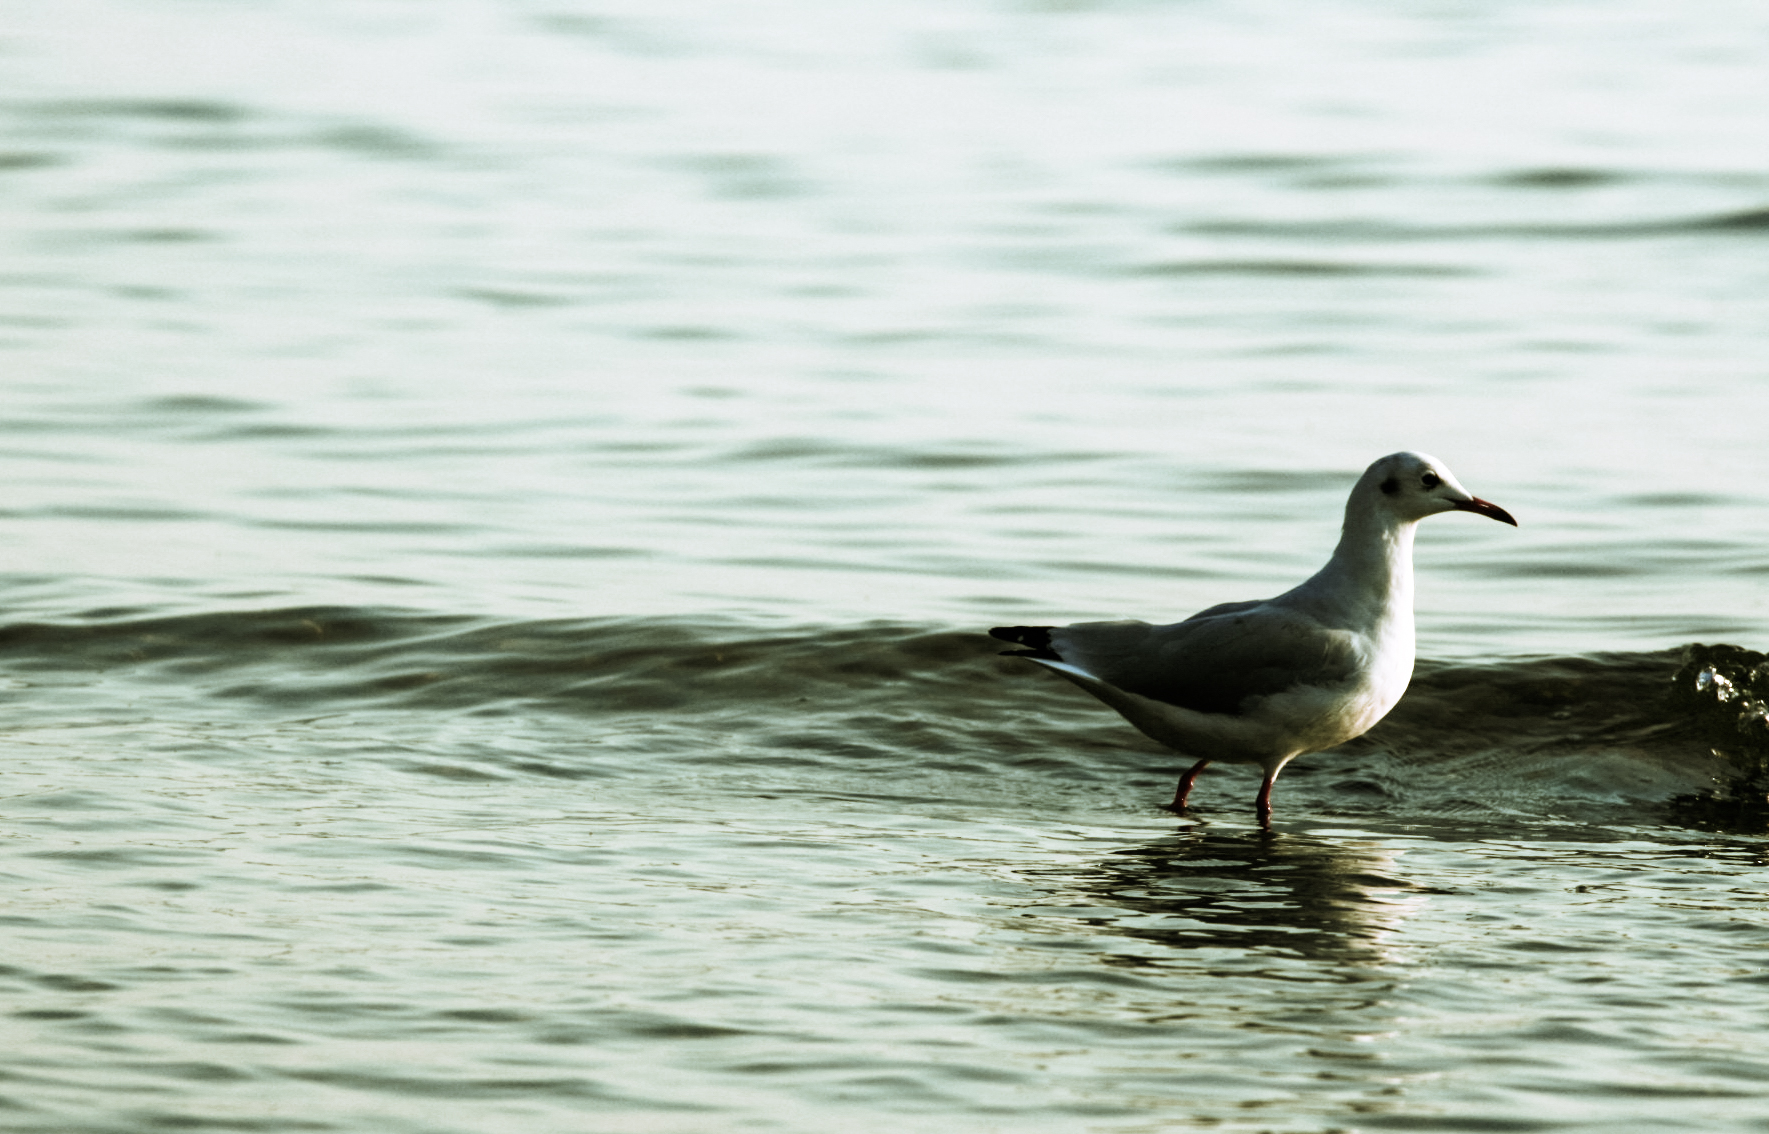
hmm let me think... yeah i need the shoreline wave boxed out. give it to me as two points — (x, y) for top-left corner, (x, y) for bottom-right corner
(0, 606), (1761, 831)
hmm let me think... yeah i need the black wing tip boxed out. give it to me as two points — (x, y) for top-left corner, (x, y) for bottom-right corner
(988, 625), (1062, 661)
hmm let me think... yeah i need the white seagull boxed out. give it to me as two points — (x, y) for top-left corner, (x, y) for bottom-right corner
(991, 451), (1516, 828)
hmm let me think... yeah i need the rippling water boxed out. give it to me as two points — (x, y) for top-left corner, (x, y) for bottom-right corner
(5, 1), (1769, 1131)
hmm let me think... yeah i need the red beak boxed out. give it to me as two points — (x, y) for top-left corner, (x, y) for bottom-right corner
(1453, 496), (1518, 526)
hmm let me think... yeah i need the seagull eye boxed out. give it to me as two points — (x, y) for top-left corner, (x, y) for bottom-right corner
(1421, 472), (1442, 489)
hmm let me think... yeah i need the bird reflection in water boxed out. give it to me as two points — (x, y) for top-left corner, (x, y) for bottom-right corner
(1020, 828), (1426, 970)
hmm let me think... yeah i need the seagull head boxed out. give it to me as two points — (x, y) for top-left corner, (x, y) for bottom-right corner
(1363, 451), (1518, 527)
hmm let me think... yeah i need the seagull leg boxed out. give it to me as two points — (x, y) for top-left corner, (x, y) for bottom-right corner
(1165, 759), (1212, 812)
(1255, 769), (1277, 830)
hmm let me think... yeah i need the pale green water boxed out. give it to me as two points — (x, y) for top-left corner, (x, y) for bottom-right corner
(3, 1), (1769, 1131)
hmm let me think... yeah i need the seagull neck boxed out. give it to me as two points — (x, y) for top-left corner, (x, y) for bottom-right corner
(1299, 508), (1417, 625)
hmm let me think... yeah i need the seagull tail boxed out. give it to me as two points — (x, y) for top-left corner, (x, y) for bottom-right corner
(988, 625), (1062, 661)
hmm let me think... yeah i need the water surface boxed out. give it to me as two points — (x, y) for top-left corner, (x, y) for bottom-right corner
(3, 1), (1769, 1131)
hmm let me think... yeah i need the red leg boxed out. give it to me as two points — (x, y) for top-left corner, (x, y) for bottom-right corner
(1165, 759), (1211, 812)
(1255, 768), (1277, 830)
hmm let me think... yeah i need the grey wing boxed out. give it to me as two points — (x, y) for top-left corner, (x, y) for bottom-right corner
(1048, 607), (1361, 716)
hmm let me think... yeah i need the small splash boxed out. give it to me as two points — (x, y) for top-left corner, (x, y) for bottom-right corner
(1694, 667), (1736, 701)
(1667, 643), (1769, 832)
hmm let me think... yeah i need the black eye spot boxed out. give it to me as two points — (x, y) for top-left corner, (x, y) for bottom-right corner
(1379, 477), (1399, 495)
(1421, 472), (1442, 489)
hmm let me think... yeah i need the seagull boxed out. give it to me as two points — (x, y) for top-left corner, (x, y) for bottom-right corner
(990, 451), (1516, 829)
